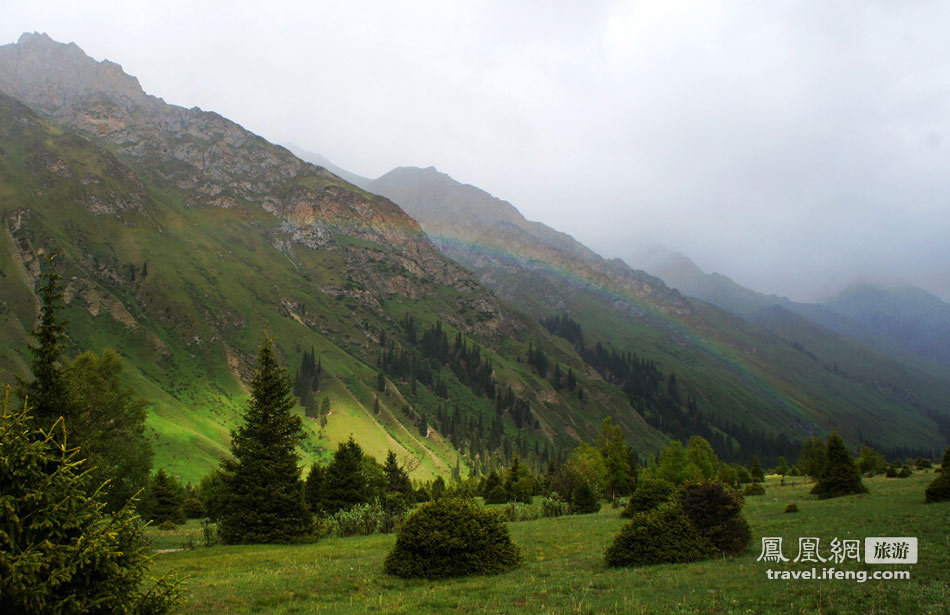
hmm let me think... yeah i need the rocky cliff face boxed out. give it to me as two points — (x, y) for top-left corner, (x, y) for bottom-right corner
(0, 32), (508, 336)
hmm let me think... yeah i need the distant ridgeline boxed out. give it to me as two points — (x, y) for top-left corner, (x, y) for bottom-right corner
(541, 314), (938, 464)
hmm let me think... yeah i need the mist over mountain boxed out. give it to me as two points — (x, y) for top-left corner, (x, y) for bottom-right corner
(0, 33), (671, 483)
(294, 152), (950, 456)
(630, 247), (950, 367)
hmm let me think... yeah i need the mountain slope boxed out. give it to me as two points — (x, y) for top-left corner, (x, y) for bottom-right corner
(323, 163), (950, 457)
(0, 33), (666, 481)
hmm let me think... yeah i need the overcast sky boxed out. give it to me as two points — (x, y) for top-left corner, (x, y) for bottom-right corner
(3, 1), (949, 301)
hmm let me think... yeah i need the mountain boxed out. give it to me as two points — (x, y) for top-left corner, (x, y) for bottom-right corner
(822, 284), (950, 365)
(306, 161), (950, 458)
(0, 32), (665, 482)
(630, 247), (950, 367)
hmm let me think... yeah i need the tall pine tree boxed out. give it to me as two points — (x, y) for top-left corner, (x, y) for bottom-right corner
(219, 337), (312, 543)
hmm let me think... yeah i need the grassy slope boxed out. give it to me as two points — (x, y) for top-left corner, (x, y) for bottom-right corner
(487, 262), (949, 451)
(150, 472), (949, 614)
(0, 95), (665, 483)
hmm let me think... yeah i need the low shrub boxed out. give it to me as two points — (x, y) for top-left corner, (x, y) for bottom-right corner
(384, 498), (522, 578)
(742, 483), (765, 496)
(326, 502), (401, 537)
(784, 502), (799, 513)
(622, 478), (675, 517)
(885, 465), (898, 478)
(924, 468), (950, 503)
(158, 520), (177, 531)
(541, 493), (570, 518)
(677, 481), (751, 556)
(571, 482), (600, 514)
(897, 466), (913, 478)
(605, 505), (715, 567)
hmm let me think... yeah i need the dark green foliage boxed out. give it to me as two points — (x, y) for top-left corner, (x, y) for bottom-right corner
(605, 505), (715, 567)
(885, 465), (898, 478)
(676, 481), (751, 556)
(197, 469), (227, 522)
(915, 457), (932, 469)
(140, 468), (185, 525)
(622, 477), (675, 517)
(17, 255), (71, 429)
(924, 452), (950, 502)
(749, 457), (765, 482)
(219, 337), (312, 544)
(324, 436), (369, 514)
(571, 482), (601, 514)
(811, 433), (868, 499)
(158, 520), (176, 531)
(430, 476), (447, 500)
(798, 437), (827, 480)
(0, 395), (180, 614)
(383, 450), (413, 500)
(481, 470), (501, 496)
(742, 482), (765, 496)
(485, 484), (508, 504)
(305, 463), (327, 515)
(183, 497), (205, 519)
(415, 485), (431, 503)
(897, 466), (913, 478)
(63, 348), (154, 512)
(785, 502), (799, 513)
(384, 498), (522, 578)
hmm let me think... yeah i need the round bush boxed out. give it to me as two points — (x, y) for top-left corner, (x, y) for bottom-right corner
(784, 502), (799, 513)
(742, 482), (765, 496)
(622, 478), (675, 517)
(605, 505), (715, 567)
(570, 482), (601, 514)
(897, 466), (913, 478)
(384, 498), (522, 578)
(677, 481), (751, 556)
(158, 520), (177, 531)
(924, 470), (950, 503)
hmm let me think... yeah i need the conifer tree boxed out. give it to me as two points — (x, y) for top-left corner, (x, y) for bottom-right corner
(324, 436), (368, 514)
(749, 457), (765, 482)
(18, 254), (72, 428)
(219, 337), (312, 544)
(383, 450), (413, 498)
(304, 463), (326, 515)
(140, 468), (185, 525)
(811, 433), (868, 499)
(0, 390), (181, 612)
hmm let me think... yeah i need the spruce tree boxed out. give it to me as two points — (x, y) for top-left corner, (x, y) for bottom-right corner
(0, 391), (181, 613)
(749, 457), (765, 482)
(18, 254), (72, 428)
(304, 463), (327, 515)
(811, 433), (868, 499)
(140, 468), (185, 525)
(219, 337), (312, 543)
(324, 436), (368, 514)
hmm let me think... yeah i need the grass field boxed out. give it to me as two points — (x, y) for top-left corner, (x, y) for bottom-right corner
(148, 473), (948, 614)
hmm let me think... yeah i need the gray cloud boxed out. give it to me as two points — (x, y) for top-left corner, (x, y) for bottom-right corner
(3, 0), (948, 301)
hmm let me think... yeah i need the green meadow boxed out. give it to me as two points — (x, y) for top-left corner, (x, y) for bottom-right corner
(148, 472), (948, 614)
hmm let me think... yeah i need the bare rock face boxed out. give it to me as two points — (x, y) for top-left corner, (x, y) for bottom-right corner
(0, 32), (511, 336)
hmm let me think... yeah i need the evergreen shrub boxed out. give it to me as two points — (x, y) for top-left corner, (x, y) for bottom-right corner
(605, 505), (715, 567)
(621, 477), (675, 517)
(384, 498), (522, 578)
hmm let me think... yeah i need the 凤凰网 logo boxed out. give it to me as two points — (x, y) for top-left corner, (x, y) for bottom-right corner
(757, 536), (917, 564)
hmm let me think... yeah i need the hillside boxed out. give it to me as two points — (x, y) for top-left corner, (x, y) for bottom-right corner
(0, 33), (666, 482)
(316, 163), (950, 458)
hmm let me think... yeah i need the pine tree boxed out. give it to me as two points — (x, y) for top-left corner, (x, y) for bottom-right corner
(304, 463), (326, 515)
(18, 254), (72, 428)
(140, 468), (185, 524)
(811, 433), (868, 499)
(0, 390), (181, 612)
(324, 436), (368, 514)
(383, 450), (413, 498)
(749, 457), (764, 482)
(219, 337), (312, 544)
